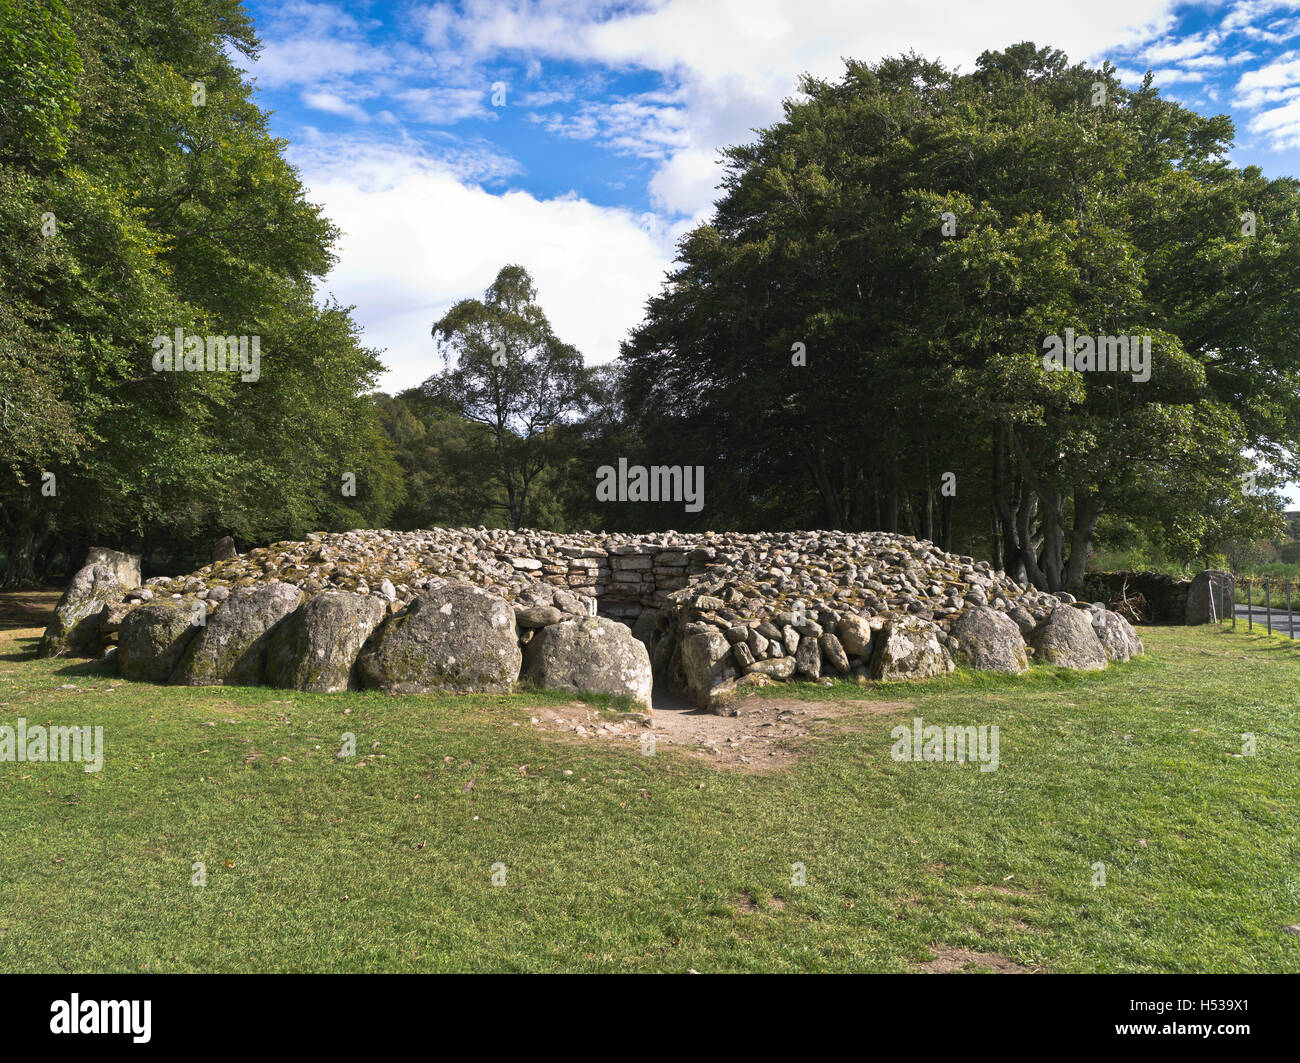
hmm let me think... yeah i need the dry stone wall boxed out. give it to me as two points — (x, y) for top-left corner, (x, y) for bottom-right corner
(39, 527), (1145, 710)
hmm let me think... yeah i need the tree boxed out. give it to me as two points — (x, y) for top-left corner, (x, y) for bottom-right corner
(619, 43), (1299, 589)
(423, 264), (593, 529)
(374, 390), (502, 529)
(0, 0), (402, 583)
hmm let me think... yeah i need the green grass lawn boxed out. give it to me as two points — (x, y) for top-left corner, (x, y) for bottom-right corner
(1, 598), (1298, 973)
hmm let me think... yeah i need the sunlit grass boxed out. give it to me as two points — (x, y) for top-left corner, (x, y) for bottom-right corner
(1, 607), (1297, 972)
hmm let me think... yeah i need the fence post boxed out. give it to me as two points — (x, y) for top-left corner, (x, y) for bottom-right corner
(1232, 572), (1237, 630)
(1289, 580), (1294, 640)
(1248, 578), (1253, 631)
(1266, 580), (1273, 635)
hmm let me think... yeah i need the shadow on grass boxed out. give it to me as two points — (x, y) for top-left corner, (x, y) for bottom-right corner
(0, 636), (42, 662)
(0, 589), (60, 631)
(52, 658), (114, 679)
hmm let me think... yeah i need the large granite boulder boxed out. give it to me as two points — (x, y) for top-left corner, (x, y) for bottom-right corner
(39, 564), (122, 658)
(265, 591), (386, 692)
(82, 547), (141, 589)
(869, 616), (955, 680)
(118, 599), (208, 683)
(356, 584), (521, 694)
(678, 628), (737, 709)
(949, 606), (1029, 674)
(836, 615), (874, 659)
(1185, 569), (1233, 625)
(172, 582), (303, 686)
(1092, 608), (1144, 662)
(523, 617), (653, 707)
(1029, 606), (1108, 670)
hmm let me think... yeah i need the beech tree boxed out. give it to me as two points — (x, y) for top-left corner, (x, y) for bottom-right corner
(620, 43), (1300, 589)
(0, 0), (401, 584)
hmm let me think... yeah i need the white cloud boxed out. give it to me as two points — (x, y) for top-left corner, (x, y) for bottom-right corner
(302, 90), (370, 122)
(264, 0), (1265, 391)
(1221, 0), (1300, 34)
(405, 0), (1182, 221)
(248, 1), (387, 89)
(531, 93), (690, 158)
(1247, 93), (1300, 144)
(1231, 48), (1300, 142)
(648, 145), (726, 221)
(1148, 66), (1207, 83)
(397, 86), (495, 124)
(1142, 29), (1222, 63)
(289, 138), (677, 390)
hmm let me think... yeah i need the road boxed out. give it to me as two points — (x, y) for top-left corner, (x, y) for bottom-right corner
(1232, 603), (1300, 639)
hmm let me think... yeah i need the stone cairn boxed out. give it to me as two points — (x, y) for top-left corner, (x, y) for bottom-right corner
(39, 528), (1144, 712)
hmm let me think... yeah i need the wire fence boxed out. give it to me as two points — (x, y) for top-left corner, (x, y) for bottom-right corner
(1231, 575), (1298, 638)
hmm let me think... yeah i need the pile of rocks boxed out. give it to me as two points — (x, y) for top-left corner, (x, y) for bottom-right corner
(38, 528), (1144, 711)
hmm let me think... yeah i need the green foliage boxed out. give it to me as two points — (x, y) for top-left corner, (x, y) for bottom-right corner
(375, 390), (504, 529)
(0, 0), (82, 164)
(0, 0), (401, 582)
(619, 44), (1300, 587)
(422, 264), (594, 529)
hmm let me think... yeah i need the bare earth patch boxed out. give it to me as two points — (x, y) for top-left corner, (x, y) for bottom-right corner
(919, 947), (1030, 974)
(0, 590), (59, 635)
(525, 696), (912, 772)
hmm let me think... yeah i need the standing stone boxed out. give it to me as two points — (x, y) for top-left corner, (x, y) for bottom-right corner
(819, 632), (851, 674)
(794, 635), (822, 679)
(1093, 609), (1144, 662)
(211, 536), (239, 563)
(265, 591), (386, 692)
(357, 584), (521, 694)
(82, 547), (142, 589)
(118, 599), (208, 683)
(836, 615), (873, 659)
(173, 583), (304, 686)
(523, 617), (653, 708)
(39, 565), (123, 658)
(1185, 570), (1233, 625)
(781, 625), (800, 654)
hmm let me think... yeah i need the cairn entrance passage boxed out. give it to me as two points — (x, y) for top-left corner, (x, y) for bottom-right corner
(38, 527), (1146, 713)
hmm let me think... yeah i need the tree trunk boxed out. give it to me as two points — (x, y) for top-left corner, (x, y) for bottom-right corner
(805, 439), (845, 529)
(1063, 489), (1100, 589)
(1, 503), (40, 588)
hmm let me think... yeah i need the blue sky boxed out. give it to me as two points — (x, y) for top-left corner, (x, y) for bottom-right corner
(236, 1), (1300, 431)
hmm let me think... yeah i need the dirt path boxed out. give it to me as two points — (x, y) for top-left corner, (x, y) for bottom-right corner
(527, 695), (912, 772)
(0, 590), (59, 633)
